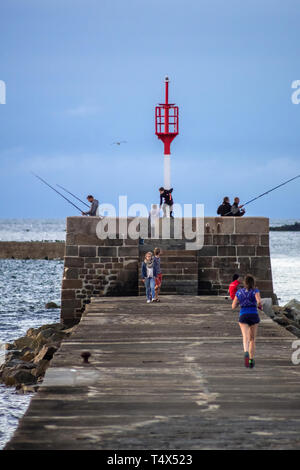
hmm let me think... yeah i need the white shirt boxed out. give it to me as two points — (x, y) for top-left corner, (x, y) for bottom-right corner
(146, 266), (154, 278)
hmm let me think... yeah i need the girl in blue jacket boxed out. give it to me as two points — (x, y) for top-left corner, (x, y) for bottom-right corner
(141, 252), (158, 303)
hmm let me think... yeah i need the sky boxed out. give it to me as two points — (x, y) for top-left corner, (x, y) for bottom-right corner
(0, 0), (299, 218)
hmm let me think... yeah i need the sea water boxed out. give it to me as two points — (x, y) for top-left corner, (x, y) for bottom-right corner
(0, 218), (299, 449)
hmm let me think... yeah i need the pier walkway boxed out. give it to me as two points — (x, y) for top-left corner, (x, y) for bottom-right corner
(6, 296), (300, 450)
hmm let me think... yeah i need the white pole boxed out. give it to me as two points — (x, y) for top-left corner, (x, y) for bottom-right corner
(164, 154), (171, 190)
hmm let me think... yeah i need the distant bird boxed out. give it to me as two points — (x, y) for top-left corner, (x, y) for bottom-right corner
(111, 141), (127, 146)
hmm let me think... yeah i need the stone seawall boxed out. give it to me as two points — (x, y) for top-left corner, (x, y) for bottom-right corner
(0, 241), (65, 259)
(61, 216), (274, 325)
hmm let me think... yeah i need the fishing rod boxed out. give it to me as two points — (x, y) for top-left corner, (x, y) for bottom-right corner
(56, 184), (89, 208)
(243, 173), (300, 207)
(32, 173), (84, 214)
(225, 173), (300, 215)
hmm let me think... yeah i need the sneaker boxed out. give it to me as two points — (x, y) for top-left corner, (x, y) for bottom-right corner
(249, 358), (255, 369)
(147, 299), (151, 303)
(244, 352), (249, 368)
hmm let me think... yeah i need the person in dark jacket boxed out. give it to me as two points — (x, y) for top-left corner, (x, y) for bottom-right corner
(82, 195), (99, 216)
(217, 197), (232, 216)
(231, 197), (245, 217)
(159, 187), (174, 218)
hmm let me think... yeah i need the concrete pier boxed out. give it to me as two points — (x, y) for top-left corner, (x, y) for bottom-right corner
(6, 296), (300, 450)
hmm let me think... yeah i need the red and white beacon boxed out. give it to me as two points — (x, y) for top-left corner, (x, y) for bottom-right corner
(155, 76), (179, 190)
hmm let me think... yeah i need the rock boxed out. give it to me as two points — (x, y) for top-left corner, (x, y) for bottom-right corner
(39, 328), (57, 339)
(261, 298), (273, 317)
(21, 350), (36, 362)
(45, 302), (60, 309)
(273, 316), (289, 327)
(0, 360), (38, 386)
(37, 323), (65, 332)
(35, 329), (66, 348)
(26, 322), (65, 340)
(9, 361), (36, 371)
(13, 336), (38, 351)
(3, 369), (37, 387)
(285, 325), (300, 338)
(283, 299), (300, 323)
(284, 299), (300, 312)
(0, 359), (37, 383)
(1, 359), (26, 369)
(273, 306), (285, 315)
(62, 326), (76, 335)
(4, 347), (38, 364)
(26, 328), (36, 337)
(19, 384), (39, 393)
(5, 350), (24, 361)
(285, 310), (296, 320)
(33, 345), (57, 363)
(1, 358), (37, 372)
(1, 321), (72, 392)
(31, 360), (49, 378)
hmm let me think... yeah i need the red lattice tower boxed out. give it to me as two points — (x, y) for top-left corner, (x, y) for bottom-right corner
(155, 76), (179, 189)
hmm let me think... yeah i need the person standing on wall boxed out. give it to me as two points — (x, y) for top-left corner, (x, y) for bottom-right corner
(159, 187), (174, 218)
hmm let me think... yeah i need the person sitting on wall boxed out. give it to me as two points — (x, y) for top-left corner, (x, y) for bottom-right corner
(82, 195), (99, 216)
(231, 197), (245, 217)
(159, 187), (174, 218)
(217, 197), (232, 216)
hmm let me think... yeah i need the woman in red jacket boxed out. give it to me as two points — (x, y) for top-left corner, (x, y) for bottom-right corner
(229, 274), (240, 300)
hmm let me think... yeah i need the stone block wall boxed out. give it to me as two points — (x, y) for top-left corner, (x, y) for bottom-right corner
(61, 217), (139, 325)
(197, 217), (273, 297)
(61, 216), (274, 325)
(0, 241), (65, 259)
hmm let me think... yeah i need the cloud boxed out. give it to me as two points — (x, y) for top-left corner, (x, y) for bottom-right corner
(65, 104), (102, 117)
(9, 151), (148, 186)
